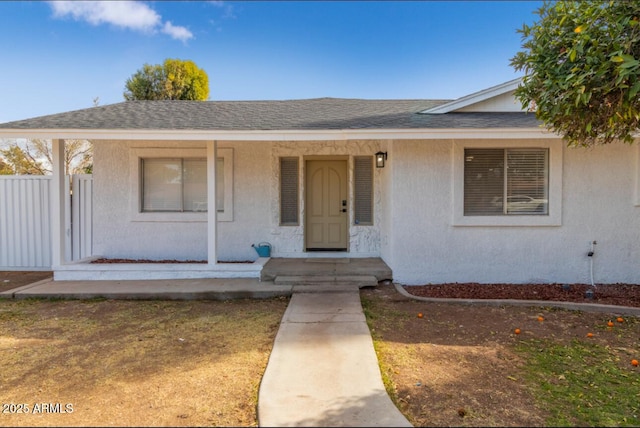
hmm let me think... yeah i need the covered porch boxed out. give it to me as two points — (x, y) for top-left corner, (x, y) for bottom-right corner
(53, 256), (392, 285)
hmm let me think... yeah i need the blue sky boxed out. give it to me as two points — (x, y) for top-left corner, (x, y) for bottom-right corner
(0, 1), (544, 123)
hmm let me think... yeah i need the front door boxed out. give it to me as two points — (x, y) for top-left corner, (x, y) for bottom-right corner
(305, 160), (348, 251)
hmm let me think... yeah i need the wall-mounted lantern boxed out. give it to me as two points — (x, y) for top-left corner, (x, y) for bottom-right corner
(375, 151), (387, 168)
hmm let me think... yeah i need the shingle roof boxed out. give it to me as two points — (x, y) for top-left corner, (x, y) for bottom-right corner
(0, 98), (541, 130)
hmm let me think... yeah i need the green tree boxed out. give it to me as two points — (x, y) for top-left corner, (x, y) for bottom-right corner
(123, 58), (210, 101)
(0, 139), (92, 175)
(510, 1), (640, 147)
(0, 144), (47, 175)
(0, 97), (98, 175)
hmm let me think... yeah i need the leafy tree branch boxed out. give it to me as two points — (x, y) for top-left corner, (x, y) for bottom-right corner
(510, 0), (640, 147)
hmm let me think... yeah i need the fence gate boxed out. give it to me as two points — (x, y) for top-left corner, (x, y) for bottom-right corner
(0, 175), (92, 270)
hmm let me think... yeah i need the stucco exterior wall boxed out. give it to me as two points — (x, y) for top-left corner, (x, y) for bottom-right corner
(93, 137), (639, 285)
(93, 140), (209, 261)
(93, 140), (275, 262)
(93, 139), (386, 261)
(268, 140), (385, 256)
(389, 139), (640, 285)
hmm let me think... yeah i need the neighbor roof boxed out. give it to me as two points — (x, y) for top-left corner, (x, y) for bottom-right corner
(0, 98), (541, 131)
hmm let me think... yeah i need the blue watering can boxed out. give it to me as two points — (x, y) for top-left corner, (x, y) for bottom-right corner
(252, 242), (272, 257)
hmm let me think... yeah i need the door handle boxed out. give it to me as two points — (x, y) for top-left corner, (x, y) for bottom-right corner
(341, 208), (347, 213)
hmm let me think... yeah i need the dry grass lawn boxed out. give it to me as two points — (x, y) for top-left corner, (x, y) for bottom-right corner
(0, 297), (289, 427)
(2, 274), (638, 427)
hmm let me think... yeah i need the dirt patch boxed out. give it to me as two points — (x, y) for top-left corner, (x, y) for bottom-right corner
(361, 283), (640, 427)
(0, 271), (52, 293)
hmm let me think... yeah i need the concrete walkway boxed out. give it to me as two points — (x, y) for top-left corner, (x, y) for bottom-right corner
(0, 277), (292, 300)
(257, 289), (412, 427)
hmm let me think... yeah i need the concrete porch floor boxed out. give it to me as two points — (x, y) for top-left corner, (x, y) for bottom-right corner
(260, 257), (393, 283)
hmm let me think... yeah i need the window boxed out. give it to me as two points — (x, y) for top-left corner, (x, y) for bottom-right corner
(464, 148), (549, 216)
(280, 157), (299, 225)
(453, 140), (562, 227)
(142, 158), (208, 212)
(130, 147), (233, 222)
(354, 156), (373, 225)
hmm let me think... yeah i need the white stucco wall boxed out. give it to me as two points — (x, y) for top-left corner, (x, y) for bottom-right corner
(93, 139), (386, 262)
(93, 140), (274, 261)
(94, 140), (209, 261)
(268, 140), (385, 256)
(379, 146), (393, 264)
(389, 139), (640, 285)
(93, 137), (639, 285)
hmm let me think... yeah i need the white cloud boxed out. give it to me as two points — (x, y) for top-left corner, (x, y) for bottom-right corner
(49, 1), (160, 31)
(162, 21), (194, 43)
(49, 1), (193, 41)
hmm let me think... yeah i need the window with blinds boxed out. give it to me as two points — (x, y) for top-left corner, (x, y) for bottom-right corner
(280, 157), (299, 225)
(354, 156), (373, 225)
(142, 158), (208, 212)
(464, 148), (549, 216)
(141, 158), (225, 213)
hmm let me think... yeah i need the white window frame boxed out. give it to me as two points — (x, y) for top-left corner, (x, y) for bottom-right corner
(453, 140), (562, 227)
(129, 147), (233, 222)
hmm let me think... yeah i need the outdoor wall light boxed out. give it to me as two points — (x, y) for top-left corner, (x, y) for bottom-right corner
(375, 151), (387, 168)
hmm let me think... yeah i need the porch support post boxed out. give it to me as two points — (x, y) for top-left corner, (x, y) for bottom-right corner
(207, 140), (218, 266)
(50, 139), (66, 268)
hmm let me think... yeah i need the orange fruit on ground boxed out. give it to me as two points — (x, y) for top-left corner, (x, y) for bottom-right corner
(586, 332), (594, 338)
(514, 328), (521, 334)
(417, 313), (423, 318)
(632, 359), (639, 367)
(617, 317), (624, 323)
(607, 320), (614, 327)
(537, 316), (544, 322)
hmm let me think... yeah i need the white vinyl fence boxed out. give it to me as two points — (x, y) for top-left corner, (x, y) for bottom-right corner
(0, 175), (92, 270)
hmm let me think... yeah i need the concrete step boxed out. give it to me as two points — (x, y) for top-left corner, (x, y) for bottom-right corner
(291, 284), (362, 293)
(260, 257), (393, 283)
(274, 275), (379, 287)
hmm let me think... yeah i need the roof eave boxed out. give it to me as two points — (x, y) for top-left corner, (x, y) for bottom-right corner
(0, 126), (557, 141)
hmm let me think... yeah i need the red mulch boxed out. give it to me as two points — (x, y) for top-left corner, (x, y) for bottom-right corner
(90, 258), (253, 264)
(403, 282), (640, 308)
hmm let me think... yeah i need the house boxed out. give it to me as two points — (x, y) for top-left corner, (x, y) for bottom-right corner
(1, 78), (639, 285)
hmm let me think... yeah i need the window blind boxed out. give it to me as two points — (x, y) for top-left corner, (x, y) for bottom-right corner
(464, 148), (549, 216)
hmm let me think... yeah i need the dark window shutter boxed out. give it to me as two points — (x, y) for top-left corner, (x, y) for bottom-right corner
(280, 157), (299, 225)
(354, 156), (373, 225)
